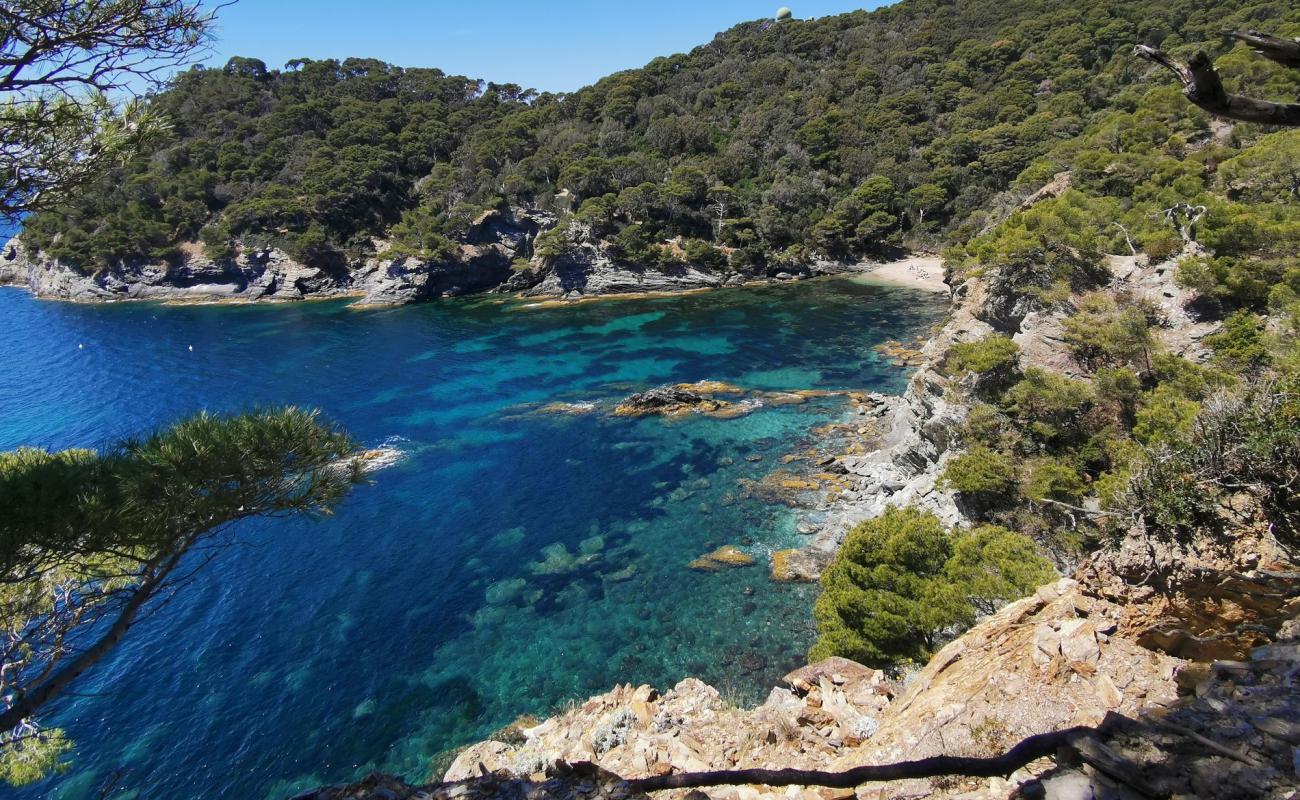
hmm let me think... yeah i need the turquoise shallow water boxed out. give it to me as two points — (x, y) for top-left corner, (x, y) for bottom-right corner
(0, 278), (944, 799)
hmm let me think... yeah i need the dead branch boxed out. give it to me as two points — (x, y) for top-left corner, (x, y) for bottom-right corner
(1134, 45), (1300, 127)
(624, 725), (1106, 793)
(1223, 30), (1300, 69)
(1112, 222), (1137, 257)
(1162, 203), (1206, 243)
(1139, 710), (1264, 767)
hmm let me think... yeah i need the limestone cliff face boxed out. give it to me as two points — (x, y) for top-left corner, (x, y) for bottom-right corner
(431, 564), (1297, 800)
(775, 247), (1225, 584)
(0, 208), (548, 305)
(0, 207), (858, 305)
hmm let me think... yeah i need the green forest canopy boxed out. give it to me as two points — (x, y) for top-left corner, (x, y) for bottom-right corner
(19, 0), (1298, 277)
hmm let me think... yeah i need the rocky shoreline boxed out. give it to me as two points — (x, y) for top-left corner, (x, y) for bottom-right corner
(0, 207), (912, 307)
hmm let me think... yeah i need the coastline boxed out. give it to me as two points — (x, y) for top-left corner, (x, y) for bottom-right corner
(2, 232), (950, 307)
(855, 255), (948, 293)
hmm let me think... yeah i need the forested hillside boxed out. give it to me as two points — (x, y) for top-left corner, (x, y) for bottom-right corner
(19, 0), (1297, 277)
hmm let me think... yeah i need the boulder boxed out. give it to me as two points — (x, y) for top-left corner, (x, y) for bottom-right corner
(688, 545), (756, 571)
(770, 549), (817, 582)
(782, 658), (879, 696)
(614, 386), (725, 417)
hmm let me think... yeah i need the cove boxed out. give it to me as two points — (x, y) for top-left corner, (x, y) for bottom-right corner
(0, 277), (945, 799)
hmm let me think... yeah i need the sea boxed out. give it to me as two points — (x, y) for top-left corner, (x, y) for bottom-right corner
(0, 276), (944, 798)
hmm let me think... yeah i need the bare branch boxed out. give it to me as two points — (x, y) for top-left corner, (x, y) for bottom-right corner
(1134, 45), (1300, 127)
(1223, 30), (1300, 69)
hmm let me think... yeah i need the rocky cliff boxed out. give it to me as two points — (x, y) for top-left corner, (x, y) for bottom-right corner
(0, 208), (544, 305)
(771, 245), (1226, 583)
(0, 208), (857, 305)
(303, 567), (1298, 800)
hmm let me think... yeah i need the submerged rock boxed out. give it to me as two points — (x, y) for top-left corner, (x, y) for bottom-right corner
(688, 545), (757, 571)
(763, 391), (808, 406)
(675, 380), (746, 395)
(612, 380), (763, 419)
(536, 401), (599, 415)
(769, 548), (820, 582)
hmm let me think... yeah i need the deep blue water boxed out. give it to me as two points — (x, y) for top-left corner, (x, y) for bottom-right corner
(0, 279), (943, 799)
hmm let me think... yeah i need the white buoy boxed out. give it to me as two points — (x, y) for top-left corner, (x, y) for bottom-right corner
(188, 345), (194, 352)
(78, 343), (84, 349)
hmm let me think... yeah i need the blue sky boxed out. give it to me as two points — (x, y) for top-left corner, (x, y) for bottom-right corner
(204, 1), (889, 92)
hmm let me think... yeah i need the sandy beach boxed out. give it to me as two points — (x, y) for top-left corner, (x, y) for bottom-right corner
(860, 255), (948, 293)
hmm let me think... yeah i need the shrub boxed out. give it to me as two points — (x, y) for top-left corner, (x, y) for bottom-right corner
(289, 223), (337, 267)
(383, 204), (462, 262)
(810, 508), (1053, 666)
(1061, 293), (1155, 373)
(534, 218), (579, 262)
(1132, 385), (1200, 444)
(945, 335), (1020, 377)
(945, 525), (1057, 615)
(682, 238), (727, 269)
(942, 445), (1018, 498)
(1022, 457), (1087, 505)
(1002, 368), (1095, 446)
(198, 220), (235, 261)
(1205, 310), (1269, 372)
(1095, 366), (1142, 425)
(959, 403), (1010, 448)
(1122, 375), (1300, 546)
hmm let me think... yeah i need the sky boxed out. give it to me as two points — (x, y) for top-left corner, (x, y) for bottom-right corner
(203, 1), (890, 93)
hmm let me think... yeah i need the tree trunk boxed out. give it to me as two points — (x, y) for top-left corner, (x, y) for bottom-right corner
(0, 549), (184, 733)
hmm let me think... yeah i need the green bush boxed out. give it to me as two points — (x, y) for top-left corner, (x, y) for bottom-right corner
(1123, 374), (1300, 546)
(383, 204), (463, 262)
(1132, 385), (1200, 445)
(1061, 293), (1155, 372)
(959, 403), (1010, 448)
(1205, 310), (1269, 372)
(1022, 457), (1087, 504)
(946, 525), (1058, 615)
(941, 445), (1018, 498)
(810, 507), (1053, 666)
(1002, 368), (1095, 447)
(945, 335), (1020, 376)
(682, 238), (728, 269)
(533, 219), (579, 262)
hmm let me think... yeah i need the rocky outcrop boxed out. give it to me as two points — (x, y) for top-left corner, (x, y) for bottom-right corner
(0, 239), (355, 303)
(688, 546), (757, 572)
(0, 207), (541, 305)
(613, 382), (757, 420)
(514, 254), (731, 298)
(2, 207), (875, 305)
(773, 280), (989, 579)
(506, 226), (860, 301)
(775, 246), (1227, 582)
(445, 661), (894, 790)
(426, 565), (1297, 800)
(292, 765), (647, 800)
